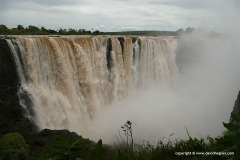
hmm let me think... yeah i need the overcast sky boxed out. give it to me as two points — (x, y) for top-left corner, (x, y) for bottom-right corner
(0, 0), (239, 31)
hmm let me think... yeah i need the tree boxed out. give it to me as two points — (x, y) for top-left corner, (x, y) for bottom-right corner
(78, 28), (86, 33)
(26, 25), (40, 34)
(48, 29), (58, 34)
(93, 30), (101, 35)
(0, 24), (8, 34)
(68, 28), (77, 34)
(185, 27), (194, 33)
(216, 114), (240, 158)
(17, 25), (24, 30)
(0, 132), (30, 160)
(0, 24), (8, 30)
(41, 26), (48, 33)
(59, 28), (67, 34)
(176, 28), (184, 35)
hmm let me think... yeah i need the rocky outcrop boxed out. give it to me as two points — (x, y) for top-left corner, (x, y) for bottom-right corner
(0, 38), (36, 137)
(230, 91), (240, 123)
(25, 129), (92, 155)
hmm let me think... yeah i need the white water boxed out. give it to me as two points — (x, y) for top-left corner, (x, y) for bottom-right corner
(88, 32), (240, 143)
(6, 36), (177, 137)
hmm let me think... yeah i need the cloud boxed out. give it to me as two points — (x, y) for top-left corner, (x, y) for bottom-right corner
(149, 0), (222, 10)
(0, 0), (239, 31)
(32, 0), (79, 6)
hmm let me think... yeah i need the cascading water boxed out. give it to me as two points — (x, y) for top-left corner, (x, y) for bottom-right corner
(6, 36), (177, 136)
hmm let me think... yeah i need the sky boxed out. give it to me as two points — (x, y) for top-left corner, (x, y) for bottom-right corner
(0, 0), (239, 31)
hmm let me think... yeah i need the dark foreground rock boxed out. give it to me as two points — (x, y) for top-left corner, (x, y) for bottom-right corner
(25, 129), (95, 157)
(24, 129), (113, 160)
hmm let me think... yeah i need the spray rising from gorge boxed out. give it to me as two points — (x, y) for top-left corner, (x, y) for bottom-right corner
(89, 32), (240, 143)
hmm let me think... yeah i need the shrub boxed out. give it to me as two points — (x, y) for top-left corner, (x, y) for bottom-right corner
(0, 132), (30, 160)
(215, 114), (240, 159)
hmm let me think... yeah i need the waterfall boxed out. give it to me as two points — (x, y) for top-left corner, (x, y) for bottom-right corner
(6, 36), (177, 135)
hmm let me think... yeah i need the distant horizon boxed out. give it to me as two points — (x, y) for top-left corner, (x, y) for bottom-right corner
(2, 23), (208, 34)
(1, 24), (179, 32)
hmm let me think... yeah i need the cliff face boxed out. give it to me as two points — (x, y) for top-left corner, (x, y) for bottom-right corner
(0, 38), (35, 137)
(230, 91), (240, 123)
(0, 39), (19, 85)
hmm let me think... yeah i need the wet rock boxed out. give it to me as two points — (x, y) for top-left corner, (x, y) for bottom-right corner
(230, 91), (240, 123)
(0, 39), (19, 85)
(0, 39), (36, 137)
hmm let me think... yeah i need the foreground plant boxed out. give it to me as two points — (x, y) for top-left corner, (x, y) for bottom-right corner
(0, 132), (30, 160)
(1, 115), (239, 160)
(215, 113), (240, 159)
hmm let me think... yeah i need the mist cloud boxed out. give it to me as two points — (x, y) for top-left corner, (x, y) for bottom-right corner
(88, 31), (240, 144)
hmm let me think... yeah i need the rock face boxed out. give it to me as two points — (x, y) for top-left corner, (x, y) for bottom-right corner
(230, 91), (240, 123)
(0, 39), (19, 85)
(0, 38), (35, 137)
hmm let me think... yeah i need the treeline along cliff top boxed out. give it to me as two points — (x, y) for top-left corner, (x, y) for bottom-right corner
(0, 24), (198, 36)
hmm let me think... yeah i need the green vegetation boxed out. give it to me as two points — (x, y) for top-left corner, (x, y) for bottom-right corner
(116, 120), (134, 157)
(0, 24), (200, 36)
(0, 24), (94, 35)
(0, 115), (239, 160)
(0, 24), (222, 37)
(0, 132), (30, 160)
(113, 119), (237, 160)
(31, 136), (104, 160)
(0, 24), (177, 36)
(215, 114), (240, 158)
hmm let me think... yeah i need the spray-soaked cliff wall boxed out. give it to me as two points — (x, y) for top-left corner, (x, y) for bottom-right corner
(2, 36), (177, 135)
(0, 39), (19, 85)
(0, 38), (35, 136)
